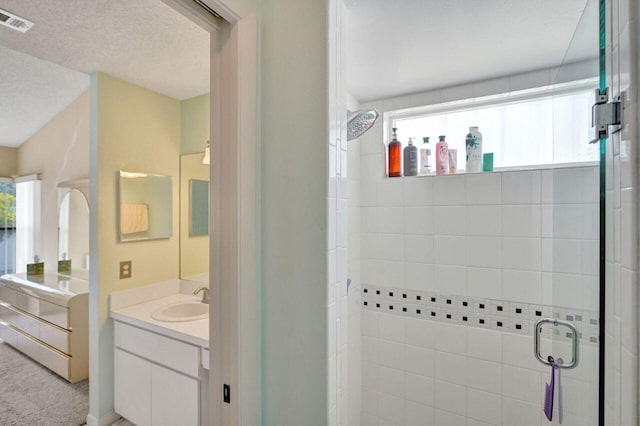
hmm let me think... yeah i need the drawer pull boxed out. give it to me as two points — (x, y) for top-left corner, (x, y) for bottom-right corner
(3, 322), (72, 359)
(0, 301), (71, 333)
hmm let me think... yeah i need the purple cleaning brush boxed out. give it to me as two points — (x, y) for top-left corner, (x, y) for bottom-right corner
(544, 356), (556, 421)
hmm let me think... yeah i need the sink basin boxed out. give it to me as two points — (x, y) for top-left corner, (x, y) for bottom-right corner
(151, 301), (209, 322)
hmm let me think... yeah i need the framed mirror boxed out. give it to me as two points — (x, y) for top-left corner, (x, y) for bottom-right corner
(119, 171), (172, 242)
(58, 187), (89, 276)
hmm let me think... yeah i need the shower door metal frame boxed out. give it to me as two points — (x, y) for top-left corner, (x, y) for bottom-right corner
(597, 0), (606, 424)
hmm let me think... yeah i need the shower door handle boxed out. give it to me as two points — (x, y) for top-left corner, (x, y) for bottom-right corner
(534, 318), (579, 369)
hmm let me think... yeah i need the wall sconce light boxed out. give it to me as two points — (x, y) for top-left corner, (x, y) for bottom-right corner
(202, 140), (210, 165)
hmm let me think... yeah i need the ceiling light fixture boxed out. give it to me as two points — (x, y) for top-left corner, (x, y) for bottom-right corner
(202, 141), (210, 165)
(0, 8), (34, 33)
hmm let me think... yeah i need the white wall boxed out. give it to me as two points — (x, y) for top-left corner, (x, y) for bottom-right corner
(17, 91), (90, 270)
(604, 0), (639, 424)
(180, 94), (209, 155)
(89, 72), (181, 423)
(259, 0), (329, 424)
(327, 1), (350, 425)
(178, 95), (209, 278)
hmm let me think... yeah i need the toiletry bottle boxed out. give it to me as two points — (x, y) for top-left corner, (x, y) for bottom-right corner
(388, 128), (402, 177)
(465, 126), (483, 172)
(435, 135), (449, 175)
(403, 137), (418, 176)
(420, 137), (432, 175)
(448, 149), (457, 174)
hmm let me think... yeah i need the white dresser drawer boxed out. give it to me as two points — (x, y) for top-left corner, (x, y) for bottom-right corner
(0, 304), (20, 328)
(0, 321), (18, 346)
(17, 309), (41, 339)
(12, 292), (69, 329)
(39, 343), (71, 379)
(114, 321), (199, 377)
(0, 274), (87, 383)
(39, 321), (71, 354)
(0, 304), (70, 354)
(17, 332), (39, 360)
(15, 292), (39, 318)
(0, 286), (17, 305)
(39, 299), (69, 329)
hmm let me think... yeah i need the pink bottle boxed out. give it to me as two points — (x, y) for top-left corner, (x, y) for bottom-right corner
(436, 135), (449, 175)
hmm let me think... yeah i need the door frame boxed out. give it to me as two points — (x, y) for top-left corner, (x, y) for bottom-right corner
(163, 1), (258, 425)
(209, 7), (258, 426)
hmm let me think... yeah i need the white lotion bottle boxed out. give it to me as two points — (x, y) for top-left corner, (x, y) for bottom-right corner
(420, 137), (432, 174)
(465, 126), (483, 172)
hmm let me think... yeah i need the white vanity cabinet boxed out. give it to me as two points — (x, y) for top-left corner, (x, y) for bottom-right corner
(0, 273), (89, 382)
(113, 320), (205, 426)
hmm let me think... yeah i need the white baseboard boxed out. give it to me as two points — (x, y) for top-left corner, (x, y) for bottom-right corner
(86, 410), (121, 426)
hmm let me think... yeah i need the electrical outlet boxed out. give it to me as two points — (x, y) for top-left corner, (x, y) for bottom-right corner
(119, 261), (132, 279)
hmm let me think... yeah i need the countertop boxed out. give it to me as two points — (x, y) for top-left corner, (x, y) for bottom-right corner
(110, 293), (209, 348)
(0, 272), (89, 305)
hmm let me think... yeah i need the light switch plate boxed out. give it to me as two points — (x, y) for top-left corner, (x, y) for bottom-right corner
(120, 261), (132, 279)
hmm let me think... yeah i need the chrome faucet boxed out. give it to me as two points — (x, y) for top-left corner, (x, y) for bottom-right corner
(193, 287), (210, 304)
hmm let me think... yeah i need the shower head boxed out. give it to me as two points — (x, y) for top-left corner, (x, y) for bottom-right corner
(347, 109), (379, 141)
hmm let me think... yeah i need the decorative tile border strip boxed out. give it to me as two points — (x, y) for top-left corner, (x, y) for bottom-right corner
(361, 285), (600, 345)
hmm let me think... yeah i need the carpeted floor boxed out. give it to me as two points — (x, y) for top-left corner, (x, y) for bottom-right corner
(0, 341), (89, 426)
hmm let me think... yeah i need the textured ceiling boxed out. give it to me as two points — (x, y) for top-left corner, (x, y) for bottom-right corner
(0, 46), (89, 147)
(346, 0), (595, 102)
(0, 0), (210, 147)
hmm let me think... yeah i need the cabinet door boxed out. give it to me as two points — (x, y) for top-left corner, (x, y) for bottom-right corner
(114, 349), (152, 426)
(151, 364), (199, 426)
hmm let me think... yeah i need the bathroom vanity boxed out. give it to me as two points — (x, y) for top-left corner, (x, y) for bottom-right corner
(110, 282), (209, 426)
(0, 272), (89, 383)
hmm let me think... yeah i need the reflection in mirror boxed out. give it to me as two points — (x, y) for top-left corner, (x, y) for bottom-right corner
(58, 188), (89, 276)
(190, 179), (209, 236)
(180, 153), (209, 280)
(119, 171), (172, 242)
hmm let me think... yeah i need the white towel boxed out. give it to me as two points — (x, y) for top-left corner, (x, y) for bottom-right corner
(120, 203), (149, 234)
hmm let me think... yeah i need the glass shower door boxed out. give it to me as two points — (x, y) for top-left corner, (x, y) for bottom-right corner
(534, 0), (604, 424)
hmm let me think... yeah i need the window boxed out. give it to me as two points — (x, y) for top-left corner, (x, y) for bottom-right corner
(0, 180), (16, 274)
(14, 177), (41, 273)
(391, 85), (597, 170)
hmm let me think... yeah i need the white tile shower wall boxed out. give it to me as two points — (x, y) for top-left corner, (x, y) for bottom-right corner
(353, 5), (640, 422)
(359, 167), (601, 426)
(361, 287), (600, 345)
(347, 138), (362, 426)
(347, 88), (363, 426)
(604, 1), (639, 426)
(328, 2), (350, 425)
(360, 168), (599, 304)
(361, 309), (601, 426)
